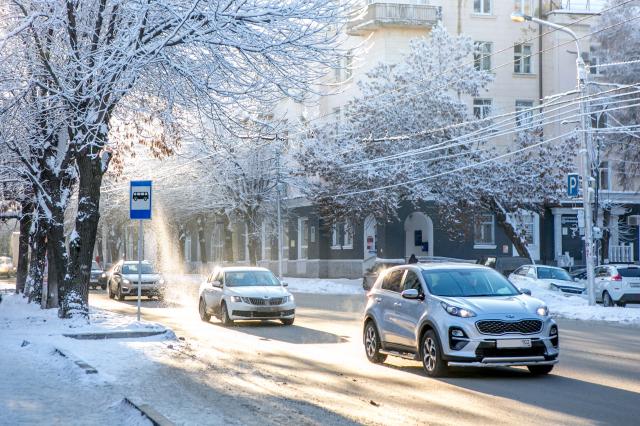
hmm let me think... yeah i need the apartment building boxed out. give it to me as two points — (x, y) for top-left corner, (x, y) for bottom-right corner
(162, 0), (638, 277)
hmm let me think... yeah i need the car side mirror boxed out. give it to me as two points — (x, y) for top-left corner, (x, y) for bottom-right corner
(212, 280), (222, 288)
(519, 288), (532, 296)
(401, 289), (424, 300)
(281, 281), (288, 287)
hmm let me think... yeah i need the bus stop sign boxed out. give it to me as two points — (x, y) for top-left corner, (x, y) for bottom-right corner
(130, 180), (152, 220)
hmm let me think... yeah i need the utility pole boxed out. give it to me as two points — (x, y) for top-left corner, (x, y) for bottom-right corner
(511, 12), (597, 305)
(275, 145), (283, 280)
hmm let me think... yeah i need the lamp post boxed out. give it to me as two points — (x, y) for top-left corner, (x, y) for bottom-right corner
(511, 12), (597, 305)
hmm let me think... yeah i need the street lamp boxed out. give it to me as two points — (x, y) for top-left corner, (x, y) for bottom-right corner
(511, 12), (597, 306)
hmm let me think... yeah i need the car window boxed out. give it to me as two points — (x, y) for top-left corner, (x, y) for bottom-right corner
(526, 267), (537, 278)
(516, 266), (529, 276)
(381, 269), (404, 293)
(537, 267), (572, 281)
(617, 267), (640, 278)
(596, 267), (609, 278)
(422, 268), (519, 297)
(402, 271), (423, 293)
(224, 270), (280, 287)
(122, 263), (155, 274)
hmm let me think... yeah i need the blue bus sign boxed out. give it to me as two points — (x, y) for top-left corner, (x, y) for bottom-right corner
(567, 174), (580, 198)
(130, 180), (152, 220)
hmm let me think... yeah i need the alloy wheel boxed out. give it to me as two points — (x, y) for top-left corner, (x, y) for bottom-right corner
(365, 325), (377, 358)
(423, 337), (437, 372)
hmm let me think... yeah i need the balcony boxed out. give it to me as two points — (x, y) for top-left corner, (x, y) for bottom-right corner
(348, 2), (440, 35)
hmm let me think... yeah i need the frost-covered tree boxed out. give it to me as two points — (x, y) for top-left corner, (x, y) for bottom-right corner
(0, 0), (353, 317)
(298, 24), (578, 259)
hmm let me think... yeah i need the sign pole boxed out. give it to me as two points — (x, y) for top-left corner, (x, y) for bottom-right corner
(137, 219), (142, 322)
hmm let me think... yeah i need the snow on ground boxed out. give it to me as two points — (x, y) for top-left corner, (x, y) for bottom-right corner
(529, 283), (640, 325)
(0, 292), (170, 425)
(285, 277), (364, 295)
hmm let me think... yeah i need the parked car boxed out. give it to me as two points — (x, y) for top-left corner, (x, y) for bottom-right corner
(509, 265), (585, 295)
(363, 259), (405, 290)
(594, 264), (640, 307)
(107, 260), (165, 301)
(90, 261), (106, 290)
(477, 256), (530, 277)
(362, 263), (558, 377)
(0, 256), (15, 278)
(198, 267), (295, 326)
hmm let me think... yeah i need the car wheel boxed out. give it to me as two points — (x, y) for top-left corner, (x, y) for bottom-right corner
(220, 302), (234, 326)
(281, 318), (295, 326)
(117, 285), (125, 301)
(603, 291), (614, 307)
(527, 365), (554, 375)
(421, 330), (448, 377)
(199, 298), (211, 322)
(363, 321), (387, 364)
(616, 302), (626, 308)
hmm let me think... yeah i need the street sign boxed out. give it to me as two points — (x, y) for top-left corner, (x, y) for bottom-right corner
(130, 181), (152, 220)
(567, 174), (580, 197)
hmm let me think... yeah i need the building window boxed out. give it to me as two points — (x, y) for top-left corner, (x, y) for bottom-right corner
(474, 41), (492, 71)
(599, 161), (610, 191)
(473, 0), (492, 14)
(260, 222), (272, 261)
(298, 217), (308, 259)
(184, 235), (192, 262)
(589, 47), (603, 75)
(514, 0), (532, 15)
(515, 100), (534, 127)
(211, 223), (224, 263)
(473, 98), (492, 119)
(332, 219), (353, 250)
(474, 214), (495, 245)
(514, 44), (533, 74)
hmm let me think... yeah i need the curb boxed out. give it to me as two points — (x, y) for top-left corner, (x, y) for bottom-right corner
(53, 347), (98, 374)
(124, 398), (174, 426)
(63, 329), (168, 340)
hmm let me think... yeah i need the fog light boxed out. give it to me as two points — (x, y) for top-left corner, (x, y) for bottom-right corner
(451, 329), (464, 338)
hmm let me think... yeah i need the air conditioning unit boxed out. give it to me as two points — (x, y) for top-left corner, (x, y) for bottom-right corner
(627, 215), (640, 227)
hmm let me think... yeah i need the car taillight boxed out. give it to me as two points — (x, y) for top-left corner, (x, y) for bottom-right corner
(611, 274), (623, 281)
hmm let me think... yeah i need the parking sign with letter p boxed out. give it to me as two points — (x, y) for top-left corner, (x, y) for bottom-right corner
(567, 174), (579, 197)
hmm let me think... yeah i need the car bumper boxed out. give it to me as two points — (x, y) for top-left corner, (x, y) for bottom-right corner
(227, 301), (296, 320)
(121, 286), (164, 296)
(607, 287), (640, 303)
(439, 317), (559, 365)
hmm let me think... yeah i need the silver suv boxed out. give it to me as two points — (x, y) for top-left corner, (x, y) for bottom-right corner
(363, 263), (558, 377)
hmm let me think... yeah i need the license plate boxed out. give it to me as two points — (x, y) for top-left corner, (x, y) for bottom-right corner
(496, 339), (532, 348)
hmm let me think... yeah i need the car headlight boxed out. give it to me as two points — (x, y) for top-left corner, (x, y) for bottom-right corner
(441, 302), (476, 318)
(158, 278), (165, 285)
(536, 306), (549, 316)
(101, 273), (106, 278)
(123, 279), (130, 285)
(230, 296), (243, 303)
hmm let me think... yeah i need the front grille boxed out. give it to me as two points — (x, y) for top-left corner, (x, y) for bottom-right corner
(245, 297), (286, 306)
(475, 340), (547, 358)
(232, 309), (295, 318)
(476, 319), (543, 335)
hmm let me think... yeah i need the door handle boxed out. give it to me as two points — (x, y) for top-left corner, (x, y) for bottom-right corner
(374, 297), (382, 303)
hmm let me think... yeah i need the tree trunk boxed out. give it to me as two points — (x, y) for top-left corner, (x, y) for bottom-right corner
(601, 209), (611, 263)
(25, 218), (47, 305)
(15, 202), (32, 294)
(492, 203), (533, 262)
(198, 217), (207, 265)
(46, 213), (67, 309)
(246, 218), (260, 266)
(60, 154), (104, 319)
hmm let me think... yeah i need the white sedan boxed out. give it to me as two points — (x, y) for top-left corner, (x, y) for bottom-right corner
(509, 265), (585, 295)
(198, 267), (295, 326)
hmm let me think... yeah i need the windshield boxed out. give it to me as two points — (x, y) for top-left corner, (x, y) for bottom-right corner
(225, 271), (281, 287)
(122, 264), (156, 275)
(422, 268), (519, 297)
(91, 261), (101, 271)
(537, 267), (571, 281)
(618, 267), (640, 278)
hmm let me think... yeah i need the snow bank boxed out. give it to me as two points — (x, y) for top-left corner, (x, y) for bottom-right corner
(529, 283), (640, 325)
(285, 277), (364, 295)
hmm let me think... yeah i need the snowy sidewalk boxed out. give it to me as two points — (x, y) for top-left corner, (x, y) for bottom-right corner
(0, 294), (171, 425)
